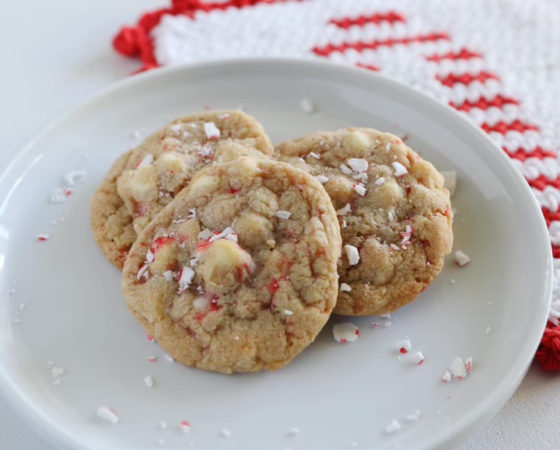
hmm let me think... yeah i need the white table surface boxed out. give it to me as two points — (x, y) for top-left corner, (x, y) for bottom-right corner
(1, 1), (559, 449)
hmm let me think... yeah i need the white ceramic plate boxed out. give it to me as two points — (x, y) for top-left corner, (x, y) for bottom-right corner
(0, 59), (552, 450)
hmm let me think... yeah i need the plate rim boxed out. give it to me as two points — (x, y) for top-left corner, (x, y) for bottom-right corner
(0, 57), (553, 450)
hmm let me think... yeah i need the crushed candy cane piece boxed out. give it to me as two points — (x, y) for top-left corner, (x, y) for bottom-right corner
(454, 250), (471, 266)
(220, 428), (232, 438)
(146, 250), (155, 264)
(180, 420), (191, 433)
(203, 122), (220, 140)
(64, 170), (86, 186)
(300, 98), (315, 114)
(410, 351), (425, 365)
(136, 154), (154, 168)
(186, 208), (197, 219)
(308, 152), (321, 159)
(441, 170), (457, 197)
(137, 264), (149, 280)
(147, 356), (157, 363)
(337, 203), (351, 216)
(347, 158), (368, 173)
(276, 210), (292, 220)
(390, 243), (400, 250)
(97, 406), (119, 424)
(50, 188), (67, 203)
(405, 410), (421, 422)
(160, 421), (168, 429)
(375, 177), (385, 186)
(385, 142), (391, 151)
(449, 278), (456, 285)
(465, 356), (473, 373)
(385, 419), (402, 434)
(332, 322), (359, 343)
(449, 356), (467, 380)
(315, 175), (329, 184)
(37, 234), (49, 242)
(441, 370), (452, 383)
(392, 161), (408, 177)
(143, 375), (154, 388)
(340, 283), (352, 292)
(353, 183), (366, 196)
(340, 164), (352, 175)
(344, 244), (360, 265)
(209, 227), (237, 243)
(164, 354), (175, 363)
(145, 333), (155, 343)
(51, 367), (65, 377)
(388, 211), (394, 222)
(286, 427), (300, 436)
(177, 266), (195, 292)
(284, 309), (294, 316)
(486, 326), (493, 335)
(396, 339), (412, 354)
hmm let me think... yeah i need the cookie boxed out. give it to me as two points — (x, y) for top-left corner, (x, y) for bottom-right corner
(121, 157), (341, 374)
(90, 110), (273, 269)
(275, 128), (453, 316)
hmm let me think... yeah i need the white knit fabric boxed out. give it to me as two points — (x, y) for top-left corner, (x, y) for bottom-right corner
(151, 0), (560, 322)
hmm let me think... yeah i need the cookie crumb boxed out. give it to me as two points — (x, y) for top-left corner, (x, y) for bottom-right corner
(96, 406), (119, 424)
(300, 98), (315, 114)
(454, 250), (471, 266)
(333, 322), (359, 343)
(384, 419), (402, 434)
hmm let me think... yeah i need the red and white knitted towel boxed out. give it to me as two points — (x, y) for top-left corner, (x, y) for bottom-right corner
(113, 0), (560, 369)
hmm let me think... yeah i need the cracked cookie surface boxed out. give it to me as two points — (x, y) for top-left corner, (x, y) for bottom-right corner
(90, 110), (272, 269)
(121, 157), (341, 374)
(275, 128), (453, 316)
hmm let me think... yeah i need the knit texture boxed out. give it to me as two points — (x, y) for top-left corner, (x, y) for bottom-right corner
(113, 0), (560, 369)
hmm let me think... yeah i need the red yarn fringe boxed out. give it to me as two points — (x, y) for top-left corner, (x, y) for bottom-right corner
(536, 322), (560, 371)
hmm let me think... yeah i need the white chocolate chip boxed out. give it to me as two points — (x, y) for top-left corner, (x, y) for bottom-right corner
(454, 250), (471, 266)
(143, 375), (154, 388)
(392, 161), (408, 177)
(344, 244), (360, 265)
